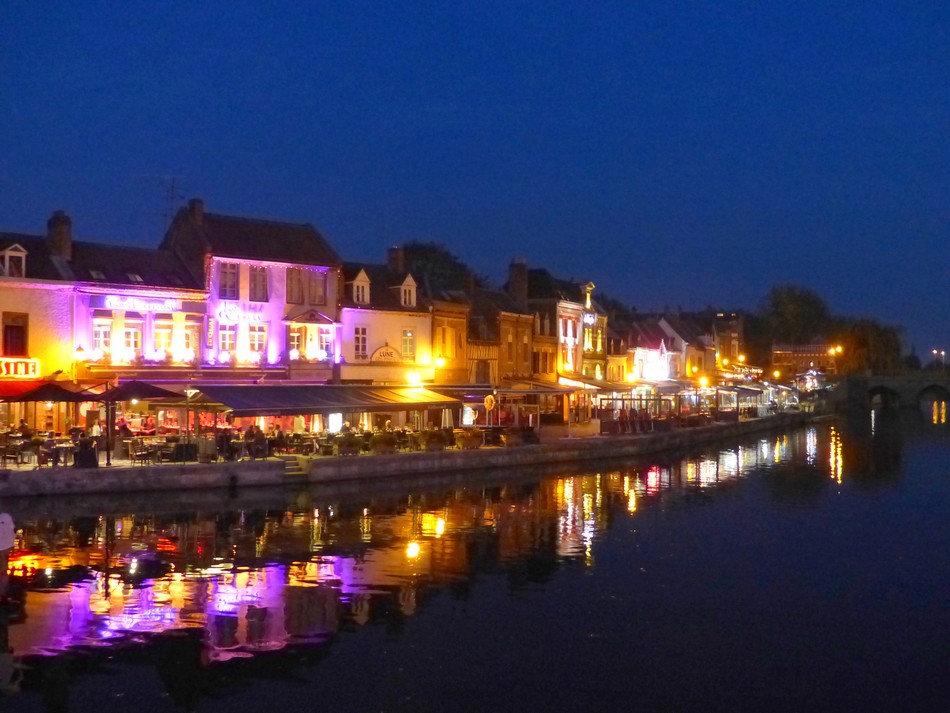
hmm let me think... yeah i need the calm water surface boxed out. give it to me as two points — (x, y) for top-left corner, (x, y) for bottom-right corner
(2, 410), (949, 712)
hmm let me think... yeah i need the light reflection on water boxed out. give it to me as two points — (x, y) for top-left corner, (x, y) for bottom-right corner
(0, 413), (942, 707)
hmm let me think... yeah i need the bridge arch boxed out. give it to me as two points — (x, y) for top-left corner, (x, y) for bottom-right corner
(867, 385), (901, 409)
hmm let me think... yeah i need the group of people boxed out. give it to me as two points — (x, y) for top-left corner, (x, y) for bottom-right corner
(616, 407), (654, 434)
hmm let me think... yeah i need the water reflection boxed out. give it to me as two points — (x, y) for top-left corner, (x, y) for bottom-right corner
(0, 411), (935, 708)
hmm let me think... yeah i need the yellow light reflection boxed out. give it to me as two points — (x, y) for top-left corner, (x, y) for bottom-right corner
(829, 426), (843, 484)
(406, 541), (421, 559)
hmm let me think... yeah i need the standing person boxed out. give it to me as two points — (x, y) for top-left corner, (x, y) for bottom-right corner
(0, 509), (14, 602)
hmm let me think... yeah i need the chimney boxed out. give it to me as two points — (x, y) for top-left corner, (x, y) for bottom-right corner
(47, 210), (72, 261)
(188, 198), (204, 225)
(508, 259), (528, 307)
(388, 245), (406, 274)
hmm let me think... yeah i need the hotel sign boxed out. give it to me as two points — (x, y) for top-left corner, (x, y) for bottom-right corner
(0, 357), (40, 379)
(104, 295), (182, 312)
(216, 302), (264, 324)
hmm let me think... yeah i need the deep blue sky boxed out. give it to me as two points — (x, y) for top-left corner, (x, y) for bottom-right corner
(2, 2), (947, 355)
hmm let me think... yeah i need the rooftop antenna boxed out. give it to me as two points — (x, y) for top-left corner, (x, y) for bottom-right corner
(133, 173), (187, 231)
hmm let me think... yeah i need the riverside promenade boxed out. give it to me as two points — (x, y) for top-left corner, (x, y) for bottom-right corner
(0, 413), (820, 500)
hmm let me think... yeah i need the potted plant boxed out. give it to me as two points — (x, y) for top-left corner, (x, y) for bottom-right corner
(455, 429), (482, 450)
(369, 431), (398, 454)
(419, 430), (447, 452)
(337, 432), (361, 456)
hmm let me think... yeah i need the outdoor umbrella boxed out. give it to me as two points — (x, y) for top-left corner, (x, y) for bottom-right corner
(0, 381), (95, 403)
(97, 380), (183, 402)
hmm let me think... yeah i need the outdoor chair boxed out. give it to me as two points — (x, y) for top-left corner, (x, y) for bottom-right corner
(1, 444), (23, 467)
(129, 439), (152, 466)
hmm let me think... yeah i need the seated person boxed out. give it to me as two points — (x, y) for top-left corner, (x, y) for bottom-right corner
(17, 420), (33, 439)
(252, 429), (267, 458)
(73, 437), (99, 468)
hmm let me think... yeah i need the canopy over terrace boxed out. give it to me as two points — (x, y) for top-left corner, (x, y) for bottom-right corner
(193, 384), (460, 418)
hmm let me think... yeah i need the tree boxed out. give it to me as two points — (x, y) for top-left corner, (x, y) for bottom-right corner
(403, 242), (487, 292)
(759, 285), (832, 345)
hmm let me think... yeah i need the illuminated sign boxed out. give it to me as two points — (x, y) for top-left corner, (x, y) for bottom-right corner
(207, 318), (216, 348)
(0, 357), (40, 378)
(105, 295), (181, 312)
(370, 345), (402, 363)
(216, 302), (264, 324)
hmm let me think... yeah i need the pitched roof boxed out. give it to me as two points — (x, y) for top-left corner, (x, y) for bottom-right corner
(341, 262), (427, 312)
(165, 207), (341, 267)
(0, 232), (201, 289)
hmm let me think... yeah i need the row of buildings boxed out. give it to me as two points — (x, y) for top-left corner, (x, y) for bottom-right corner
(0, 200), (763, 430)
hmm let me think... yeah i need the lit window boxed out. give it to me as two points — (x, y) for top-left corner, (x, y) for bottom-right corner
(123, 326), (142, 352)
(89, 269), (106, 281)
(219, 262), (239, 300)
(354, 327), (367, 360)
(249, 325), (267, 353)
(402, 329), (415, 359)
(318, 326), (333, 354)
(289, 326), (304, 353)
(154, 323), (173, 352)
(354, 283), (368, 304)
(93, 322), (111, 352)
(401, 284), (415, 307)
(218, 325), (236, 353)
(127, 273), (144, 283)
(249, 266), (268, 302)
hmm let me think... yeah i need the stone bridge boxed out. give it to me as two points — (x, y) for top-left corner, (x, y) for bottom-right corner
(836, 374), (950, 410)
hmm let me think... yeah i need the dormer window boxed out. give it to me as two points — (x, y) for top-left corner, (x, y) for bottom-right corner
(89, 269), (106, 281)
(353, 270), (370, 304)
(400, 276), (417, 307)
(128, 272), (144, 283)
(0, 244), (27, 278)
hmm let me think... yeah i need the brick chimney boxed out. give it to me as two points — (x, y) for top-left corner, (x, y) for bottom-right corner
(388, 245), (406, 274)
(508, 259), (528, 307)
(188, 198), (204, 225)
(47, 210), (72, 261)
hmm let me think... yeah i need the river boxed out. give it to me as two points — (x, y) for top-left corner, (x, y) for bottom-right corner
(1, 408), (949, 712)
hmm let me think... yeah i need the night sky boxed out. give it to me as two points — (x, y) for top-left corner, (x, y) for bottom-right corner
(2, 2), (947, 355)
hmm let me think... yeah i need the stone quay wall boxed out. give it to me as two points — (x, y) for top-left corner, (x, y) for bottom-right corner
(0, 413), (819, 499)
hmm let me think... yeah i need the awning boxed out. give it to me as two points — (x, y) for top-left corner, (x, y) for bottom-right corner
(557, 375), (606, 391)
(193, 384), (461, 417)
(0, 380), (47, 399)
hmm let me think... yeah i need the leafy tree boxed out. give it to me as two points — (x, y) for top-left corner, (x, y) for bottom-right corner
(760, 285), (832, 344)
(403, 242), (487, 292)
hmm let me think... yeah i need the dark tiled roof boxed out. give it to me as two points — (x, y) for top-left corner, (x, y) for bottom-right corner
(470, 288), (531, 319)
(167, 209), (341, 266)
(525, 268), (586, 302)
(0, 232), (201, 288)
(630, 319), (670, 350)
(341, 262), (428, 312)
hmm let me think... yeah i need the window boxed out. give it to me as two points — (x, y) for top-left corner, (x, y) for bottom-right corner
(93, 322), (111, 353)
(401, 284), (415, 307)
(354, 327), (367, 360)
(183, 326), (199, 356)
(286, 267), (303, 304)
(127, 273), (144, 283)
(308, 271), (327, 305)
(4, 254), (24, 277)
(123, 325), (142, 353)
(318, 326), (333, 355)
(249, 266), (268, 302)
(2, 313), (27, 356)
(532, 351), (540, 373)
(154, 322), (173, 353)
(219, 262), (239, 300)
(584, 326), (593, 351)
(595, 328), (603, 352)
(249, 325), (267, 353)
(507, 333), (514, 360)
(89, 269), (105, 281)
(438, 326), (456, 358)
(289, 326), (304, 355)
(354, 283), (367, 304)
(219, 325), (236, 353)
(402, 329), (415, 360)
